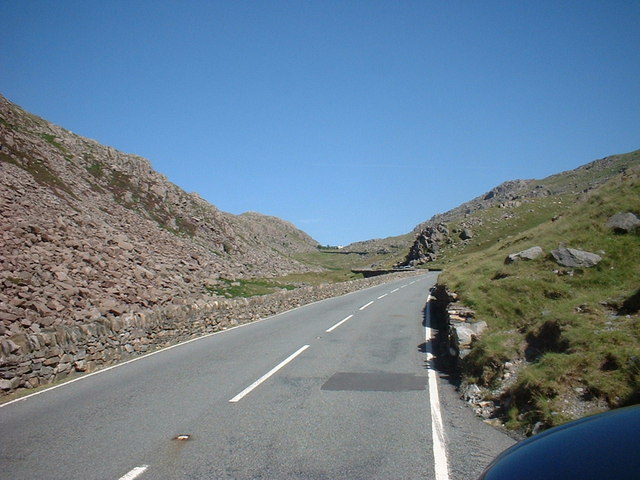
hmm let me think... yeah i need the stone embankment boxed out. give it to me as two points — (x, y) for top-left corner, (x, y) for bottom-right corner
(429, 285), (497, 420)
(0, 272), (420, 397)
(430, 285), (487, 363)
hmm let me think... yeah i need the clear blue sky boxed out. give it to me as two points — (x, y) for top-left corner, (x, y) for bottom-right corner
(2, 1), (639, 246)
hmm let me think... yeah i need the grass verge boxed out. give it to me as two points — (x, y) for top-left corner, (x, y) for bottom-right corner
(438, 162), (640, 433)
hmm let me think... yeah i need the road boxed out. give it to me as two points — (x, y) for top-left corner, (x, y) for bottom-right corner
(0, 273), (515, 479)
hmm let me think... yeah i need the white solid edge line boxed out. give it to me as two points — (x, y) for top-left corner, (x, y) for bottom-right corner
(377, 293), (388, 299)
(326, 314), (354, 333)
(426, 302), (450, 480)
(229, 345), (310, 403)
(1, 273), (431, 409)
(119, 465), (149, 480)
(359, 300), (374, 311)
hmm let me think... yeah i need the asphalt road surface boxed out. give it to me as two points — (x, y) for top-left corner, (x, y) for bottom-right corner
(0, 272), (516, 479)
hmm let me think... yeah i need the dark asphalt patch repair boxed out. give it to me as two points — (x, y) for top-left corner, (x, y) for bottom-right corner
(321, 372), (428, 392)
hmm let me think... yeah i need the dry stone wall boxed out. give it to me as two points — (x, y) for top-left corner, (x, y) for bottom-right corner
(0, 272), (420, 396)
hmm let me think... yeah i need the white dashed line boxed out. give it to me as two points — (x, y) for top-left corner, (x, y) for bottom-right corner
(229, 345), (310, 403)
(359, 301), (374, 311)
(119, 465), (149, 480)
(390, 288), (400, 293)
(377, 293), (388, 299)
(326, 315), (354, 333)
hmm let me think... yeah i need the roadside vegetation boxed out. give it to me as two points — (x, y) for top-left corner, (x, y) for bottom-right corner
(437, 160), (640, 433)
(206, 236), (414, 298)
(206, 254), (369, 299)
(206, 278), (297, 298)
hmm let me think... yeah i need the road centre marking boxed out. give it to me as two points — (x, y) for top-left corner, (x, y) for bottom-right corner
(229, 345), (310, 403)
(1, 277), (430, 409)
(119, 465), (149, 480)
(377, 293), (388, 299)
(359, 301), (374, 311)
(390, 288), (400, 293)
(326, 315), (354, 333)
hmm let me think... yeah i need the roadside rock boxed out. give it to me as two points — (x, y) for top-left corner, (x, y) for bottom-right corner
(505, 246), (543, 264)
(430, 286), (488, 362)
(452, 321), (488, 354)
(607, 212), (640, 234)
(551, 247), (602, 268)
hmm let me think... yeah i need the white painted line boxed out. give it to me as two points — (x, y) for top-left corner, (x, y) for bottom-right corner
(119, 465), (149, 480)
(229, 345), (310, 403)
(377, 293), (388, 299)
(0, 294), (341, 408)
(400, 284), (407, 289)
(390, 288), (400, 293)
(359, 301), (374, 311)
(1, 274), (427, 408)
(425, 301), (450, 480)
(326, 315), (354, 333)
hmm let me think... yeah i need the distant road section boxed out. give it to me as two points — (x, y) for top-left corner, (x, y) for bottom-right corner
(0, 273), (515, 479)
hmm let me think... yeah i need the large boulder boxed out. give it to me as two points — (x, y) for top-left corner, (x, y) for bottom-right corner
(551, 247), (602, 268)
(607, 212), (640, 234)
(505, 246), (543, 264)
(459, 228), (473, 240)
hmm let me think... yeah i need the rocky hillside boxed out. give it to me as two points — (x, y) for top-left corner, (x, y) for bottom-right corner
(228, 211), (319, 255)
(415, 149), (640, 433)
(0, 94), (317, 339)
(403, 151), (640, 266)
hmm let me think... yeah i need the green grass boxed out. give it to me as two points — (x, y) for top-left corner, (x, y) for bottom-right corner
(293, 242), (409, 272)
(438, 156), (640, 432)
(39, 133), (64, 150)
(1, 151), (75, 198)
(275, 269), (364, 286)
(206, 278), (297, 298)
(213, 241), (407, 294)
(86, 161), (104, 177)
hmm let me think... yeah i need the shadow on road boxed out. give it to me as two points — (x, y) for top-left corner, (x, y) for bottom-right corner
(417, 299), (461, 388)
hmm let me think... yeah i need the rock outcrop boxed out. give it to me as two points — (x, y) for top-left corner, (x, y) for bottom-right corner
(400, 223), (449, 266)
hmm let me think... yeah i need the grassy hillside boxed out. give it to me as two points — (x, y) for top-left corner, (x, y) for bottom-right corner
(437, 154), (640, 433)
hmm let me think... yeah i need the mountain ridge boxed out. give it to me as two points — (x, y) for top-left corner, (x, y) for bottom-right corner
(400, 150), (639, 266)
